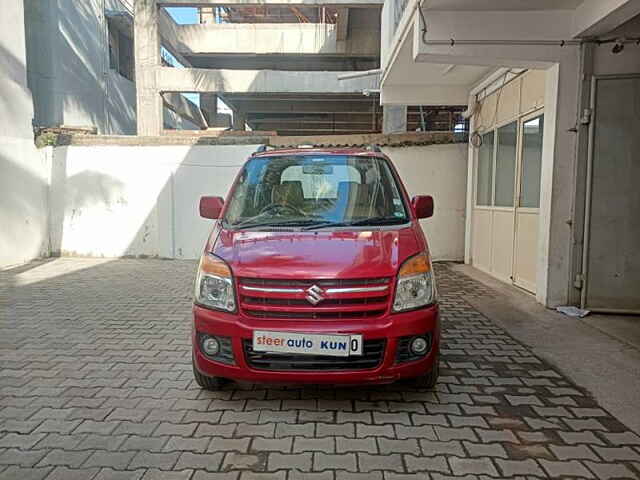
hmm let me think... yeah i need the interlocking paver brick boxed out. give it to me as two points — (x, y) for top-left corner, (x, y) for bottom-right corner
(356, 453), (403, 473)
(356, 425), (394, 438)
(140, 469), (194, 480)
(313, 453), (357, 472)
(316, 423), (355, 438)
(394, 425), (436, 440)
(268, 453), (312, 472)
(2, 259), (640, 479)
(252, 437), (292, 453)
(174, 452), (224, 471)
(207, 438), (251, 453)
(153, 423), (197, 437)
(449, 457), (498, 476)
(404, 455), (449, 473)
(46, 466), (100, 480)
(336, 437), (377, 454)
(0, 448), (47, 467)
(540, 459), (595, 478)
(558, 431), (605, 445)
(550, 444), (599, 461)
(129, 452), (180, 470)
(434, 426), (477, 442)
(275, 424), (314, 438)
(223, 453), (264, 470)
(0, 466), (52, 480)
(584, 461), (637, 479)
(377, 438), (420, 455)
(294, 438), (335, 453)
(36, 449), (92, 468)
(93, 468), (145, 480)
(336, 472), (382, 480)
(83, 450), (136, 469)
(0, 433), (46, 448)
(496, 458), (544, 476)
(410, 414), (447, 427)
(600, 431), (640, 445)
(283, 471), (330, 480)
(464, 442), (507, 458)
(593, 446), (640, 462)
(476, 429), (519, 444)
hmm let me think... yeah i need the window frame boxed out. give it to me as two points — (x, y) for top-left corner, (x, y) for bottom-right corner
(516, 110), (545, 211)
(474, 117), (521, 211)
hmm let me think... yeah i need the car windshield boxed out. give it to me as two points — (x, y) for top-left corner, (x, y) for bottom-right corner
(223, 154), (409, 229)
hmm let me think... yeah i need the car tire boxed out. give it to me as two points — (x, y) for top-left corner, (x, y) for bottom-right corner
(192, 356), (226, 391)
(414, 355), (439, 389)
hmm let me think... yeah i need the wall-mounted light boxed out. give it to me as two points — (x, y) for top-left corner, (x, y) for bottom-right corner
(612, 39), (625, 54)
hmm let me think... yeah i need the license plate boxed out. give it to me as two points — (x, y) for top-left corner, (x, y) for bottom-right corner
(253, 330), (363, 357)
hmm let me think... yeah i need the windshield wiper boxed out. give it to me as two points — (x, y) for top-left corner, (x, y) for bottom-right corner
(303, 216), (408, 230)
(230, 218), (326, 230)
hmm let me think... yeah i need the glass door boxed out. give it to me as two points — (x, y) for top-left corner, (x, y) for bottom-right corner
(512, 112), (544, 293)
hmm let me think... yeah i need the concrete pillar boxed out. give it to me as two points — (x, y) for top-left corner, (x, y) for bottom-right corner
(537, 51), (582, 308)
(233, 111), (246, 131)
(199, 7), (215, 24)
(382, 105), (407, 134)
(200, 93), (218, 126)
(134, 0), (163, 136)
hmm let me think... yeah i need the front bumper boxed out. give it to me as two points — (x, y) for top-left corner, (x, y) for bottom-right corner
(192, 304), (440, 385)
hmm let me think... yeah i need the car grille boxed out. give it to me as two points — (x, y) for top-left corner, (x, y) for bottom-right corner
(243, 339), (386, 371)
(237, 277), (392, 320)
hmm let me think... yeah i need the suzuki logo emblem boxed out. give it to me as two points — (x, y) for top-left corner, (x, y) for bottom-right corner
(305, 285), (325, 305)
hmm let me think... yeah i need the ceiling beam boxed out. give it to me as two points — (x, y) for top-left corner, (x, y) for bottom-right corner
(572, 0), (640, 37)
(224, 102), (379, 113)
(155, 67), (379, 93)
(381, 84), (470, 106)
(158, 0), (382, 6)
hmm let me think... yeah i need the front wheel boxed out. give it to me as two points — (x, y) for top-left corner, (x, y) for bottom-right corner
(192, 356), (226, 391)
(413, 355), (439, 389)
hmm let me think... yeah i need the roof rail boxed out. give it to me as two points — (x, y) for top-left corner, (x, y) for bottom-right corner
(365, 144), (382, 153)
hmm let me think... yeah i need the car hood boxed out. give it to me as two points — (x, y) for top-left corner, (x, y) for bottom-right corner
(211, 227), (423, 279)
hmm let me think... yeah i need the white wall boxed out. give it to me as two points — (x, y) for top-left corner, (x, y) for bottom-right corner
(385, 144), (468, 261)
(0, 0), (51, 269)
(48, 143), (467, 261)
(49, 145), (259, 259)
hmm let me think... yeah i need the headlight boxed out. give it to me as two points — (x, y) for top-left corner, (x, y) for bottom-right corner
(393, 252), (436, 312)
(194, 254), (236, 312)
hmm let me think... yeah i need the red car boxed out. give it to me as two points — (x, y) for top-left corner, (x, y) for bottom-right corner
(192, 146), (439, 389)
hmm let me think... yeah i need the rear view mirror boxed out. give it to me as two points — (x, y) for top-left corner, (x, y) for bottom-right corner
(412, 195), (434, 219)
(200, 196), (224, 219)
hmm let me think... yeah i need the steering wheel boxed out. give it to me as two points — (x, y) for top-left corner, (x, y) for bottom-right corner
(259, 203), (306, 216)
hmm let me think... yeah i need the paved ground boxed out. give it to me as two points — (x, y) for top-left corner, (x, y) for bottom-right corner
(1, 259), (639, 480)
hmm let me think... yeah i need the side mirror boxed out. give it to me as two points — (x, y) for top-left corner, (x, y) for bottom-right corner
(199, 196), (224, 219)
(412, 195), (434, 219)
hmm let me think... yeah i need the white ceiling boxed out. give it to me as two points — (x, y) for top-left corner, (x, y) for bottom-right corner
(385, 27), (492, 87)
(425, 0), (584, 11)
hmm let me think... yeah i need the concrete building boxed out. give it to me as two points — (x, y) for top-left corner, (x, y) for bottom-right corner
(380, 0), (640, 312)
(133, 0), (393, 136)
(23, 0), (207, 135)
(0, 0), (51, 268)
